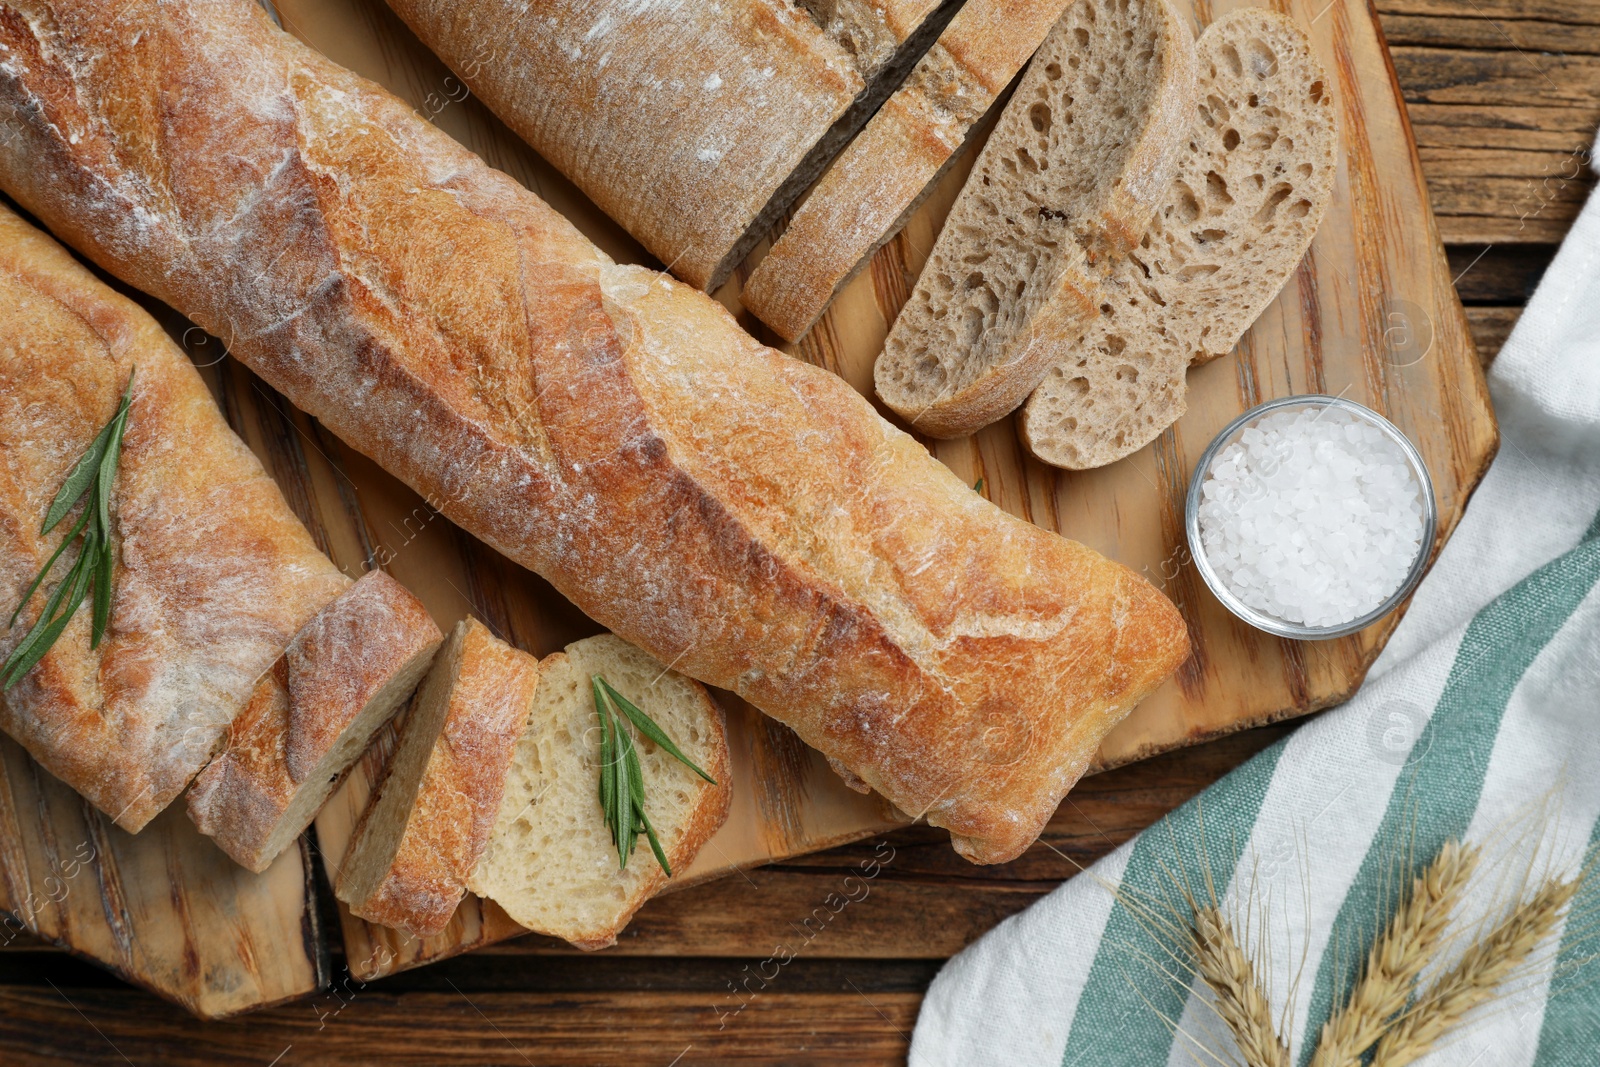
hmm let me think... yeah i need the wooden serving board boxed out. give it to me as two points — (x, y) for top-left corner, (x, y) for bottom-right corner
(262, 0), (1494, 981)
(0, 0), (1495, 1015)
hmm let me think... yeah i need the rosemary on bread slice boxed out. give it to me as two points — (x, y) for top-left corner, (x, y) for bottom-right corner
(4, 370), (135, 688)
(592, 674), (716, 874)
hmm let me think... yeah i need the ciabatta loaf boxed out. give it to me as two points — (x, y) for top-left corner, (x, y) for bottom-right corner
(383, 0), (947, 292)
(467, 634), (731, 951)
(336, 617), (535, 939)
(187, 569), (442, 872)
(0, 0), (1188, 865)
(0, 203), (347, 832)
(1021, 9), (1338, 469)
(874, 0), (1198, 438)
(744, 0), (1072, 342)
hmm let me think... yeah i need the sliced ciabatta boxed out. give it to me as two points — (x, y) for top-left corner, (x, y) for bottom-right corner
(874, 0), (1197, 438)
(336, 617), (536, 939)
(187, 570), (443, 872)
(1021, 9), (1338, 469)
(467, 634), (731, 950)
(743, 0), (1071, 342)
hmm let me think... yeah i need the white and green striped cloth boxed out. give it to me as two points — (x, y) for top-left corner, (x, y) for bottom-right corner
(912, 145), (1600, 1066)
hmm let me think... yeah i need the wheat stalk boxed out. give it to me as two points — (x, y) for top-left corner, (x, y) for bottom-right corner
(1370, 873), (1581, 1067)
(1308, 839), (1479, 1067)
(1192, 905), (1289, 1067)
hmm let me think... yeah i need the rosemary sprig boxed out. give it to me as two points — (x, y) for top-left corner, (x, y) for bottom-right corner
(3, 370), (135, 688)
(592, 674), (716, 875)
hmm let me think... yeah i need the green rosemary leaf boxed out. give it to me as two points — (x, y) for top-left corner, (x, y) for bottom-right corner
(8, 505), (91, 628)
(598, 677), (716, 784)
(95, 400), (130, 539)
(637, 803), (671, 877)
(3, 528), (97, 688)
(41, 422), (112, 535)
(592, 674), (704, 874)
(91, 526), (114, 649)
(594, 676), (616, 825)
(6, 369), (133, 682)
(614, 714), (632, 867)
(8, 522), (97, 676)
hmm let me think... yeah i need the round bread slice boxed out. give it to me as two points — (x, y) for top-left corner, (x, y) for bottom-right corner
(466, 634), (732, 950)
(874, 0), (1197, 439)
(1021, 8), (1339, 469)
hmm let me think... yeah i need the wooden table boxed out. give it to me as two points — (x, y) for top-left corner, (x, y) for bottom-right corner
(1, 2), (1594, 1062)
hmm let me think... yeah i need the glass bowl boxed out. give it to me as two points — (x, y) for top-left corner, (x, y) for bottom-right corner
(1184, 394), (1438, 641)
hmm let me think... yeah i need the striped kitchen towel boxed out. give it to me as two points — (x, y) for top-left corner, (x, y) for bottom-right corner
(909, 147), (1600, 1065)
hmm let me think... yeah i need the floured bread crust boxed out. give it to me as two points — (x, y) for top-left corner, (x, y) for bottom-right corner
(187, 570), (442, 871)
(0, 0), (1188, 864)
(383, 0), (946, 291)
(336, 617), (535, 939)
(0, 204), (350, 832)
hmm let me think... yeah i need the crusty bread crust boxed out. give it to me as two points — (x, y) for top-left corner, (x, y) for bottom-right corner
(1020, 8), (1339, 469)
(382, 0), (925, 292)
(337, 618), (535, 939)
(744, 0), (1073, 342)
(0, 203), (350, 832)
(0, 0), (1188, 864)
(875, 0), (1198, 439)
(187, 570), (442, 871)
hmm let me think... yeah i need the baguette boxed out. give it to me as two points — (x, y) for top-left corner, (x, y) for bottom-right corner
(0, 202), (347, 832)
(187, 569), (443, 872)
(744, 0), (1072, 342)
(0, 0), (1189, 865)
(874, 0), (1198, 438)
(1021, 9), (1338, 469)
(467, 634), (731, 950)
(336, 618), (535, 939)
(383, 0), (949, 292)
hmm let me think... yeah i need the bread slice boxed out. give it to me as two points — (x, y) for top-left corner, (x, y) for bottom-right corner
(187, 569), (443, 872)
(874, 0), (1197, 438)
(335, 618), (536, 939)
(467, 634), (731, 950)
(743, 0), (1072, 342)
(1021, 9), (1338, 469)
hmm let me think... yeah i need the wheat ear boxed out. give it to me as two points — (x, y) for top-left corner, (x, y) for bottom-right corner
(1192, 905), (1289, 1067)
(1371, 872), (1581, 1067)
(1309, 839), (1479, 1067)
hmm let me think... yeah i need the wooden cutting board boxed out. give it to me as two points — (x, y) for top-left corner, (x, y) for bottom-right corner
(0, 0), (1496, 1012)
(266, 0), (1493, 982)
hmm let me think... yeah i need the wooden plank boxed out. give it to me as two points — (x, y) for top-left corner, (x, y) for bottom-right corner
(0, 987), (921, 1066)
(0, 736), (326, 1019)
(1466, 306), (1523, 364)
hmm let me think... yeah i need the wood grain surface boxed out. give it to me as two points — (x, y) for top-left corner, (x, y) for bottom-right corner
(1, 0), (1593, 1060)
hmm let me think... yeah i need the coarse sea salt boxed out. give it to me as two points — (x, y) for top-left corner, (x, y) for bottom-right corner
(1196, 406), (1425, 629)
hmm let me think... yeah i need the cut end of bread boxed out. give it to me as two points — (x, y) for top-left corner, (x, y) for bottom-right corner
(877, 0), (1197, 439)
(1022, 7), (1338, 470)
(187, 570), (441, 873)
(467, 634), (731, 949)
(336, 617), (537, 939)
